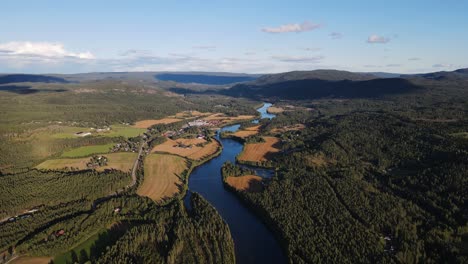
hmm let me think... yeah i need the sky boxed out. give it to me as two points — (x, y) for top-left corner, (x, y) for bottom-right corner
(0, 0), (467, 74)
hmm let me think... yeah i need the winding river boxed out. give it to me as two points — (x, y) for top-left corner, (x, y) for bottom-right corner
(184, 103), (286, 264)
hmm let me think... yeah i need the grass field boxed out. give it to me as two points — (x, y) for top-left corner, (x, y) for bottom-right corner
(151, 138), (220, 160)
(10, 257), (51, 264)
(61, 143), (114, 158)
(137, 154), (187, 201)
(237, 137), (281, 162)
(36, 152), (137, 172)
(225, 175), (263, 192)
(53, 228), (107, 264)
(232, 125), (261, 138)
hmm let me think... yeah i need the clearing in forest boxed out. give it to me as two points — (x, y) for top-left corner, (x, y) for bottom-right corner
(137, 154), (187, 201)
(270, 124), (306, 134)
(225, 175), (263, 192)
(237, 137), (281, 162)
(36, 152), (137, 172)
(151, 138), (220, 160)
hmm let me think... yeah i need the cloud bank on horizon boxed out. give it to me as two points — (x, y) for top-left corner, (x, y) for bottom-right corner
(0, 0), (466, 74)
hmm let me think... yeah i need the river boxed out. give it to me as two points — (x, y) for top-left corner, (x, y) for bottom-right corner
(184, 103), (286, 264)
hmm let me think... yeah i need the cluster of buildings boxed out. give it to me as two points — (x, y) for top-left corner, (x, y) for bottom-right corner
(184, 119), (222, 128)
(74, 127), (111, 137)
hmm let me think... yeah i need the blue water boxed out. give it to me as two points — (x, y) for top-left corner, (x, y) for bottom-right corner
(184, 103), (286, 264)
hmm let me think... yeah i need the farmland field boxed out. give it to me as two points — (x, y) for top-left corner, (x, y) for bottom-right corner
(237, 137), (281, 162)
(232, 125), (261, 138)
(202, 113), (256, 126)
(36, 152), (138, 172)
(266, 106), (284, 114)
(137, 154), (188, 201)
(61, 143), (115, 157)
(225, 175), (263, 192)
(151, 138), (220, 160)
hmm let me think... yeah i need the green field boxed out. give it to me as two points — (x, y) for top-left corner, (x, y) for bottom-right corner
(53, 229), (107, 264)
(61, 143), (115, 158)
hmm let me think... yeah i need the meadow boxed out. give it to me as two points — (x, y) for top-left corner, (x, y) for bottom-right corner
(61, 143), (115, 157)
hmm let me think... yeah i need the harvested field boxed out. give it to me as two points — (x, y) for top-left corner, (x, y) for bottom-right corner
(137, 154), (187, 201)
(202, 113), (255, 126)
(151, 138), (220, 160)
(271, 124), (306, 134)
(238, 137), (281, 162)
(266, 106), (284, 114)
(132, 118), (182, 128)
(10, 257), (51, 264)
(226, 175), (263, 192)
(173, 110), (210, 118)
(36, 152), (137, 172)
(232, 125), (261, 138)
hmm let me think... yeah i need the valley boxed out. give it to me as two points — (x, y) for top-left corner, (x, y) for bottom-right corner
(0, 69), (467, 264)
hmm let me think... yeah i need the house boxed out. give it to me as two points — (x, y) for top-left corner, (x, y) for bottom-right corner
(75, 131), (92, 137)
(55, 229), (65, 237)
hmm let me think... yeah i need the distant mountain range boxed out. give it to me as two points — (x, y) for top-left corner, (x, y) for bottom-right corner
(1, 68), (466, 99)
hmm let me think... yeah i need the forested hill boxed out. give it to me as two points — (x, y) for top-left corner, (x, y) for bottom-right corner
(155, 73), (257, 85)
(0, 74), (69, 84)
(222, 68), (468, 100)
(412, 68), (468, 81)
(223, 74), (421, 100)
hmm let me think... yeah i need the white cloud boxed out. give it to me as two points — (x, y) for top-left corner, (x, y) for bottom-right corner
(330, 32), (342, 39)
(433, 63), (453, 68)
(271, 55), (324, 63)
(0, 41), (94, 59)
(262, 21), (321, 33)
(192, 45), (216, 51)
(367, 35), (390, 44)
(408, 57), (421, 61)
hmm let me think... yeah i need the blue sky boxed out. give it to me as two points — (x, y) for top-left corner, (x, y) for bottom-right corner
(1, 0), (467, 73)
